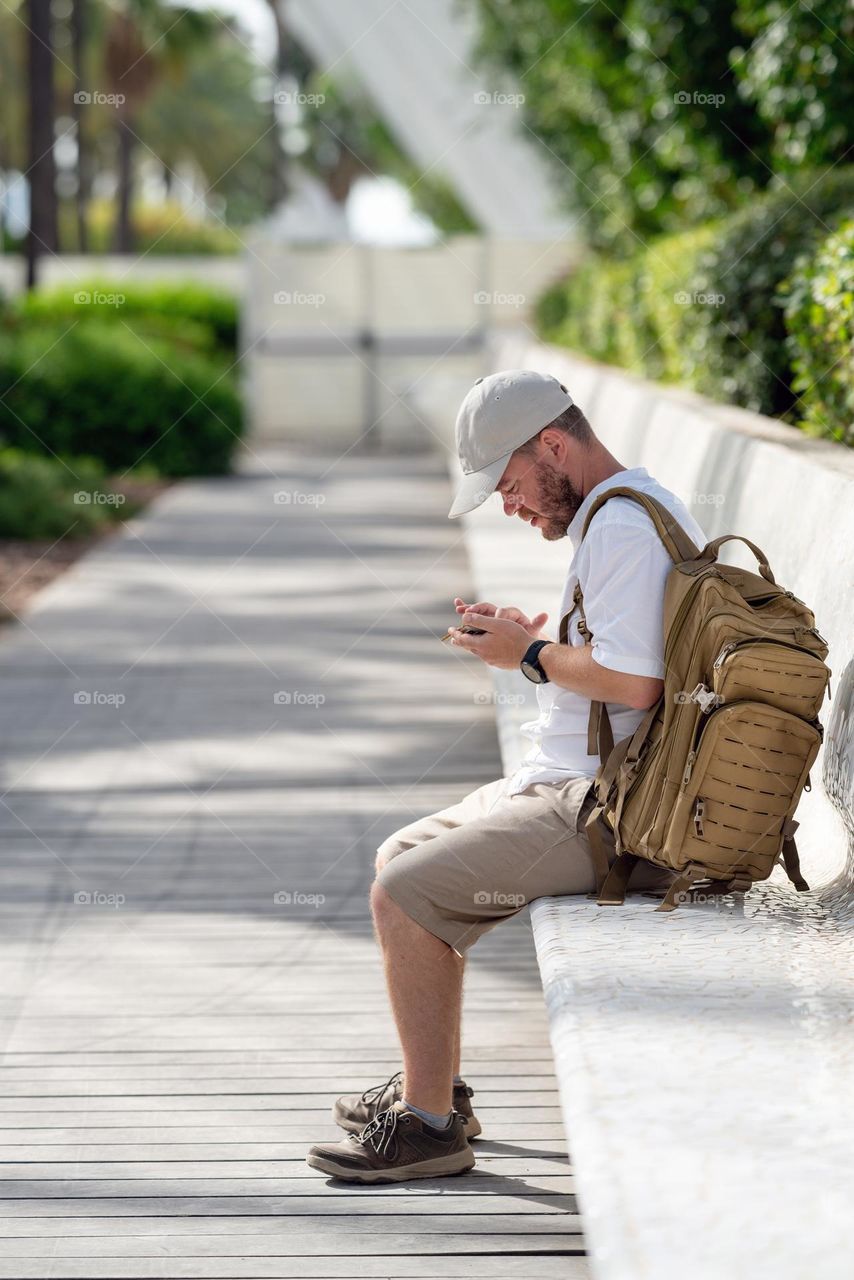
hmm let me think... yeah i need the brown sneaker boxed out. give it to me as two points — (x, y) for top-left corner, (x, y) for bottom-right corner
(332, 1070), (482, 1138)
(307, 1100), (476, 1183)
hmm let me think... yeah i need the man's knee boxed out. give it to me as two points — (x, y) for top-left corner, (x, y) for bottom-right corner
(370, 878), (408, 928)
(374, 837), (409, 875)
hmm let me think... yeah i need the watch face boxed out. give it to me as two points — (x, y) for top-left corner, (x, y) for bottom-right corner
(521, 660), (546, 684)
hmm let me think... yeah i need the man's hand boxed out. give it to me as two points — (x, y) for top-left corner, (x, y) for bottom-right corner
(453, 597), (552, 641)
(447, 610), (539, 670)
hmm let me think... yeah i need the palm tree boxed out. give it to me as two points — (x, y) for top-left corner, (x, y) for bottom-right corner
(103, 0), (215, 252)
(71, 0), (89, 251)
(25, 0), (58, 286)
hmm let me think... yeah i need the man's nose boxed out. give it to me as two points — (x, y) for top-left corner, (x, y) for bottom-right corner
(503, 494), (523, 516)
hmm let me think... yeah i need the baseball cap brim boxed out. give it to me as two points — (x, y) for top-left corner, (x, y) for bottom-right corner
(448, 450), (513, 519)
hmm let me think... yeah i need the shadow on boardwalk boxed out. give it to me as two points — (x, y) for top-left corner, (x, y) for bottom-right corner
(0, 446), (587, 1279)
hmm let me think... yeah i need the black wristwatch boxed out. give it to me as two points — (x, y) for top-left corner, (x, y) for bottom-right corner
(520, 639), (553, 684)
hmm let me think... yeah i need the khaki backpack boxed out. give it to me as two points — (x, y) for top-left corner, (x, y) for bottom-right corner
(560, 488), (832, 912)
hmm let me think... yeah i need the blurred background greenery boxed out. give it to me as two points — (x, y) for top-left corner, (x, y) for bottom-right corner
(0, 0), (851, 559)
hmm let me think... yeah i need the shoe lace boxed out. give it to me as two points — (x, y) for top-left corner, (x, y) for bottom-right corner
(358, 1104), (401, 1159)
(359, 1069), (403, 1107)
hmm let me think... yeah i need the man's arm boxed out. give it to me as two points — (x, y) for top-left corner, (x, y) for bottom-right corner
(538, 640), (664, 711)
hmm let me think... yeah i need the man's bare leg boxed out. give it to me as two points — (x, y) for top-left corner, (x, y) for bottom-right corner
(454, 988), (462, 1078)
(370, 882), (463, 1114)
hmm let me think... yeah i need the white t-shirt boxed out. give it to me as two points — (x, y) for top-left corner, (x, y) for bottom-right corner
(504, 466), (709, 797)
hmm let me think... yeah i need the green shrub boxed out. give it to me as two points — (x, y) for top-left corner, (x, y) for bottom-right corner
(0, 324), (243, 478)
(0, 448), (121, 539)
(782, 219), (854, 446)
(684, 167), (854, 416)
(535, 166), (854, 431)
(11, 281), (238, 358)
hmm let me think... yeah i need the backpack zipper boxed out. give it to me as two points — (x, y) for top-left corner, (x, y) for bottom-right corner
(681, 749), (697, 792)
(713, 633), (827, 670)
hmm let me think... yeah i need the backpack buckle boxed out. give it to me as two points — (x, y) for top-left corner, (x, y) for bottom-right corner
(693, 796), (705, 838)
(689, 683), (723, 714)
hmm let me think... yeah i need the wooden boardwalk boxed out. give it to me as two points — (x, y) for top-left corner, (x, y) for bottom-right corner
(0, 448), (588, 1278)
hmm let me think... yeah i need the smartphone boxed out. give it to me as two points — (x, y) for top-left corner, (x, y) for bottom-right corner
(441, 623), (487, 642)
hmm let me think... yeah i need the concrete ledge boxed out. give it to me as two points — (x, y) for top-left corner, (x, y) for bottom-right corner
(413, 337), (854, 1280)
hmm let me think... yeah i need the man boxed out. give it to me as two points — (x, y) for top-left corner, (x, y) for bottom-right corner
(307, 369), (708, 1183)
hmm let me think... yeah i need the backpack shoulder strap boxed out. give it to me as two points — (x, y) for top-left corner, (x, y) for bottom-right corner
(580, 487), (703, 565)
(559, 486), (697, 767)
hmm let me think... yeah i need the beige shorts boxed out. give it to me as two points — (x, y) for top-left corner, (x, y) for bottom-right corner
(375, 774), (676, 956)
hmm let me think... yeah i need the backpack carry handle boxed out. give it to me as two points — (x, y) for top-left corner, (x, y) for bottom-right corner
(699, 534), (775, 584)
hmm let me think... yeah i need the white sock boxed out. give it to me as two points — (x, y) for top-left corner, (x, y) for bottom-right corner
(401, 1097), (453, 1129)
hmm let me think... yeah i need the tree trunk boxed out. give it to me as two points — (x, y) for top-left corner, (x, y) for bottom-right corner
(114, 114), (135, 254)
(264, 0), (290, 207)
(71, 0), (88, 252)
(25, 0), (58, 288)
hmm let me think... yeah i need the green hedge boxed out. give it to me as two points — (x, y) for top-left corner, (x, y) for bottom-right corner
(536, 166), (854, 437)
(0, 324), (243, 478)
(11, 282), (238, 358)
(783, 220), (854, 446)
(0, 448), (124, 539)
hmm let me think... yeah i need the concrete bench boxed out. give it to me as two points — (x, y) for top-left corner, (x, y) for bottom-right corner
(414, 340), (854, 1280)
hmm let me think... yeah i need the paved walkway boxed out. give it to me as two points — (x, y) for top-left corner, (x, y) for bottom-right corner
(0, 445), (588, 1278)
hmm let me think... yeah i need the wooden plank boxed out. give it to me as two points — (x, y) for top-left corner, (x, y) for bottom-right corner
(0, 1258), (590, 1279)
(0, 1172), (575, 1196)
(0, 1231), (581, 1257)
(0, 1140), (571, 1162)
(0, 1194), (575, 1217)
(0, 1122), (570, 1141)
(0, 1214), (582, 1238)
(0, 1156), (571, 1179)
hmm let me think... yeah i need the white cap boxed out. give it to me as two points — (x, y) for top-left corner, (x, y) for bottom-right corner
(448, 370), (573, 519)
